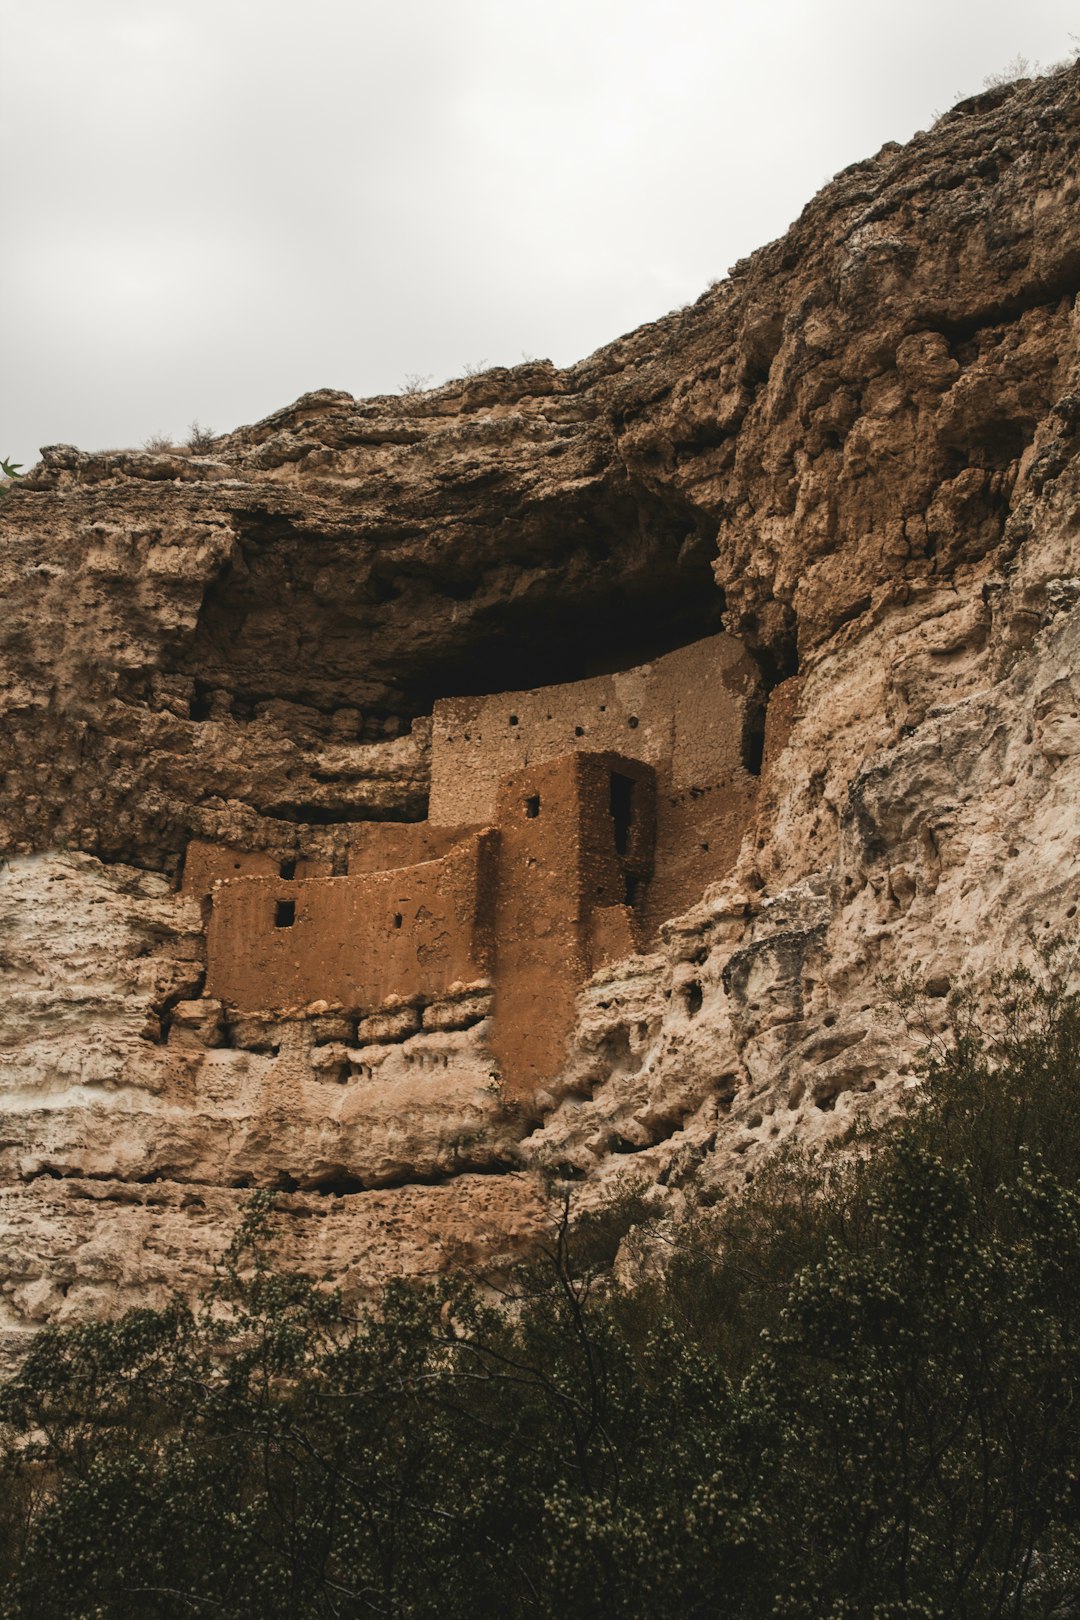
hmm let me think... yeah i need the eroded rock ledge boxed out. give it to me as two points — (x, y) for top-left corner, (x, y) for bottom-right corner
(1, 67), (1079, 1354)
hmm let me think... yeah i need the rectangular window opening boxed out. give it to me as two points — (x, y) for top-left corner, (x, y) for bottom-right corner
(609, 772), (635, 856)
(274, 899), (296, 929)
(393, 912), (403, 929)
(524, 794), (541, 819)
(279, 858), (297, 880)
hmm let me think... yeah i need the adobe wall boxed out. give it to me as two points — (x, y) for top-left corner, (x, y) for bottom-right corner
(343, 821), (479, 875)
(190, 630), (769, 1091)
(643, 778), (759, 937)
(574, 752), (656, 922)
(589, 905), (639, 971)
(430, 633), (762, 940)
(205, 831), (497, 1014)
(429, 632), (757, 826)
(490, 752), (655, 1097)
(182, 829), (481, 899)
(181, 840), (332, 898)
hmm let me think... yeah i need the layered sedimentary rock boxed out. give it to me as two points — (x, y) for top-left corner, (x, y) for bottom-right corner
(2, 67), (1080, 1356)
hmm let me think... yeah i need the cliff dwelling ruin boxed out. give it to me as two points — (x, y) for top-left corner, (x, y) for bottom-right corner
(3, 61), (1080, 1366)
(185, 632), (763, 1095)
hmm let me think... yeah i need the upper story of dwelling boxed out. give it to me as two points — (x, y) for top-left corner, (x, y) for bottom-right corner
(426, 631), (762, 938)
(429, 632), (760, 826)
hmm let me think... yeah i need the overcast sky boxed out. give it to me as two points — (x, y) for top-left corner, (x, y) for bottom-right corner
(2, 0), (1076, 472)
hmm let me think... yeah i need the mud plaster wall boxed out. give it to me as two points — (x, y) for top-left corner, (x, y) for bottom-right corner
(343, 822), (480, 875)
(429, 632), (757, 824)
(181, 841), (331, 898)
(645, 777), (759, 938)
(182, 827), (479, 901)
(490, 753), (655, 1098)
(431, 633), (760, 939)
(205, 831), (496, 1013)
(589, 905), (639, 970)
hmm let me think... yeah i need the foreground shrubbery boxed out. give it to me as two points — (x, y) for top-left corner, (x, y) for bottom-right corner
(2, 979), (1080, 1617)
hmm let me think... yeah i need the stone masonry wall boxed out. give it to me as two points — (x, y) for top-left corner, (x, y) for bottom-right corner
(490, 753), (655, 1097)
(201, 752), (656, 1098)
(429, 633), (757, 822)
(343, 821), (480, 875)
(181, 841), (332, 897)
(430, 633), (760, 942)
(205, 831), (497, 1013)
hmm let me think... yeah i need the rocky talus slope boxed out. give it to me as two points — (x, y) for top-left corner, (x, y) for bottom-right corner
(2, 69), (1079, 1354)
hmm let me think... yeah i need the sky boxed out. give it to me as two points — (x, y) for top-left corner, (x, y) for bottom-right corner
(2, 0), (1077, 473)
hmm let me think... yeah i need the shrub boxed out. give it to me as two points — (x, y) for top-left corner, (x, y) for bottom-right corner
(983, 52), (1034, 88)
(185, 420), (215, 455)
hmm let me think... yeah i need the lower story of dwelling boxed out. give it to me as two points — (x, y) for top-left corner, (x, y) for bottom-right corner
(185, 744), (760, 1097)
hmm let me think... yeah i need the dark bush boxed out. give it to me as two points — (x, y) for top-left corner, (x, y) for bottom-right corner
(185, 421), (215, 455)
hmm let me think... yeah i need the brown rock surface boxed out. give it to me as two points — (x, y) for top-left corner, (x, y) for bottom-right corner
(2, 67), (1080, 1355)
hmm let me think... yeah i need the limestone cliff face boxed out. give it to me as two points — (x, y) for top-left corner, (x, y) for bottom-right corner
(2, 68), (1079, 1356)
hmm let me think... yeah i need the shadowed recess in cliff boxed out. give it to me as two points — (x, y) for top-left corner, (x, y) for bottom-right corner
(171, 489), (726, 720)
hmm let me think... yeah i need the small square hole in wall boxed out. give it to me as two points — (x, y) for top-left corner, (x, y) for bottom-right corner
(279, 859), (297, 880)
(393, 912), (403, 929)
(525, 794), (540, 819)
(274, 899), (296, 929)
(509, 714), (518, 726)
